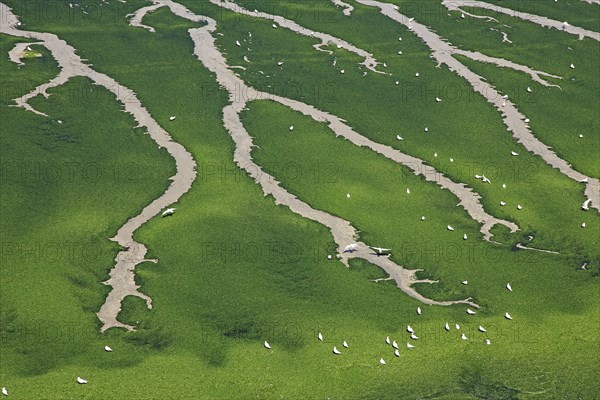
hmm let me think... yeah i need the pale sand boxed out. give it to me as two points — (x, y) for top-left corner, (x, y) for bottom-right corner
(205, 1), (519, 239)
(139, 1), (479, 308)
(7, 41), (43, 65)
(490, 28), (513, 44)
(355, 0), (600, 212)
(515, 243), (560, 255)
(0, 2), (197, 332)
(442, 0), (600, 42)
(207, 0), (383, 74)
(127, 3), (163, 33)
(331, 0), (354, 16)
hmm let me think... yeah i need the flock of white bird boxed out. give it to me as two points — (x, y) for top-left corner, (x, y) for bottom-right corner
(259, 253), (517, 367)
(261, 285), (515, 365)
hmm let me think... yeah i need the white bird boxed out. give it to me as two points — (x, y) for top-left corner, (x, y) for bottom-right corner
(455, 324), (460, 330)
(434, 152), (438, 157)
(511, 151), (519, 156)
(318, 333), (323, 341)
(578, 134), (584, 138)
(461, 13), (465, 19)
(169, 116), (176, 121)
(333, 346), (342, 355)
(475, 174), (482, 179)
(406, 188), (411, 194)
(517, 204), (522, 210)
(380, 358), (386, 365)
(416, 307), (422, 315)
(444, 323), (450, 331)
(396, 134), (403, 140)
(562, 21), (569, 28)
(421, 216), (426, 221)
(272, 23), (277, 28)
(525, 118), (530, 123)
(581, 222), (586, 228)
(370, 246), (391, 255)
(500, 201), (506, 206)
(435, 97), (442, 102)
(264, 341), (271, 349)
(277, 61), (284, 66)
(415, 72), (420, 77)
(2, 387), (7, 396)
(447, 225), (454, 231)
(406, 342), (414, 349)
(424, 127), (429, 132)
(462, 280), (468, 285)
(397, 51), (403, 55)
(449, 158), (454, 162)
(395, 81), (400, 85)
(502, 184), (506, 189)
(478, 326), (487, 333)
(343, 341), (348, 348)
(104, 346), (113, 352)
(394, 349), (400, 357)
(463, 234), (468, 240)
(409, 17), (414, 22)
(235, 40), (241, 47)
(398, 37), (402, 41)
(582, 199), (591, 211)
(485, 339), (491, 345)
(526, 87), (532, 93)
(77, 377), (88, 385)
(482, 176), (491, 184)
(410, 333), (418, 340)
(385, 336), (391, 344)
(407, 325), (414, 333)
(505, 312), (513, 320)
(581, 178), (588, 183)
(467, 308), (476, 315)
(461, 333), (468, 340)
(506, 283), (513, 292)
(343, 244), (358, 252)
(392, 340), (399, 349)
(162, 208), (176, 217)
(346, 193), (350, 198)
(327, 255), (332, 260)
(340, 69), (345, 74)
(289, 125), (294, 131)
(570, 63), (575, 69)
(243, 55), (250, 63)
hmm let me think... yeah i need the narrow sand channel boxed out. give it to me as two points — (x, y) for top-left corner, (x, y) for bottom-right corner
(7, 41), (43, 66)
(331, 0), (354, 16)
(135, 1), (480, 308)
(0, 2), (197, 332)
(208, 0), (383, 74)
(205, 2), (520, 239)
(442, 0), (600, 42)
(355, 0), (600, 212)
